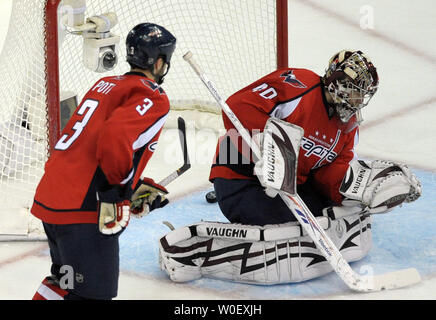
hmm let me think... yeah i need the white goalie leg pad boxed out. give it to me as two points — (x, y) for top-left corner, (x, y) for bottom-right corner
(327, 214), (372, 264)
(158, 226), (203, 282)
(159, 213), (372, 284)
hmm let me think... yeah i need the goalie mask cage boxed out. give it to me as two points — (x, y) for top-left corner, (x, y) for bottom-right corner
(0, 0), (288, 240)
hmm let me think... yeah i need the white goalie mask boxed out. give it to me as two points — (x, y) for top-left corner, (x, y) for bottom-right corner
(323, 50), (379, 123)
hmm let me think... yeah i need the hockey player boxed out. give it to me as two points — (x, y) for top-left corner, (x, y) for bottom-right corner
(159, 50), (422, 284)
(31, 23), (176, 300)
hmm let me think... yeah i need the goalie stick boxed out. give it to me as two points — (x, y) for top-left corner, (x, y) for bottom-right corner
(183, 51), (421, 292)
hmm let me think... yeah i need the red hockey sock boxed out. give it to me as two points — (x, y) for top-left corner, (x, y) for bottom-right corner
(32, 277), (69, 300)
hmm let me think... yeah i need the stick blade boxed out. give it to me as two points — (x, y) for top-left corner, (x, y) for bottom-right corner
(177, 117), (190, 166)
(359, 268), (421, 292)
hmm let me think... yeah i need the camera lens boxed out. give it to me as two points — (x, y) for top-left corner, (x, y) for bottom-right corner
(102, 50), (117, 70)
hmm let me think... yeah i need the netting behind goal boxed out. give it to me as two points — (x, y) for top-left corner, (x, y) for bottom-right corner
(0, 0), (288, 239)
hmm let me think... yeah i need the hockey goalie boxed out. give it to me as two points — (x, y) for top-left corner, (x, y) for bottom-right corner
(158, 50), (422, 285)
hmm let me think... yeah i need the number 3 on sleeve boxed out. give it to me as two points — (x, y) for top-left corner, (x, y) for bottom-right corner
(136, 98), (154, 116)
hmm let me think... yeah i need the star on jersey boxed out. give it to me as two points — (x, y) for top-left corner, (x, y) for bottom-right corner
(280, 70), (307, 89)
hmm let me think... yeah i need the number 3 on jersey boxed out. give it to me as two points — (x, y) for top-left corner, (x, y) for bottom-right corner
(55, 99), (99, 151)
(136, 98), (154, 116)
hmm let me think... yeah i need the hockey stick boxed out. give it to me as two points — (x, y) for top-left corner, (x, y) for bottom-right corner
(183, 51), (421, 292)
(158, 116), (191, 187)
(131, 117), (190, 210)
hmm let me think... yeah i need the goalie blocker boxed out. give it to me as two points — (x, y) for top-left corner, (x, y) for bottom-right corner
(159, 211), (371, 284)
(253, 118), (303, 198)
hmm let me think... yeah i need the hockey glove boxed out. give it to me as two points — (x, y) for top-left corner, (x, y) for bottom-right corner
(97, 186), (130, 235)
(253, 118), (303, 198)
(130, 178), (169, 218)
(340, 159), (422, 214)
(253, 132), (278, 198)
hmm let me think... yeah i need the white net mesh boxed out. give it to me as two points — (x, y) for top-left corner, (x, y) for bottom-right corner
(0, 0), (282, 239)
(0, 0), (48, 239)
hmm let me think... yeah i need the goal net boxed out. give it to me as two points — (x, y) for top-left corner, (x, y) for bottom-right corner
(0, 0), (288, 240)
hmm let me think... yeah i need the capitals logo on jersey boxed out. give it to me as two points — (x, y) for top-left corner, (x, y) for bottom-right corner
(301, 129), (342, 169)
(281, 70), (307, 89)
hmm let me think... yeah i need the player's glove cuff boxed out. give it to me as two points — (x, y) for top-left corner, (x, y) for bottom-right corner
(97, 186), (130, 235)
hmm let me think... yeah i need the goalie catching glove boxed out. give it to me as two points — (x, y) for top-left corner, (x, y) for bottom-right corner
(130, 178), (169, 218)
(340, 159), (422, 214)
(253, 118), (304, 198)
(97, 186), (130, 235)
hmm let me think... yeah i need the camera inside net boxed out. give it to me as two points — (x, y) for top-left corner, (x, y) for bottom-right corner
(83, 32), (120, 73)
(98, 46), (118, 72)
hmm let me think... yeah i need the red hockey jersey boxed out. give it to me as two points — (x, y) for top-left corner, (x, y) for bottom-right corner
(31, 72), (170, 224)
(209, 68), (359, 204)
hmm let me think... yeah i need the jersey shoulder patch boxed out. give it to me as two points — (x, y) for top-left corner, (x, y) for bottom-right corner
(279, 70), (308, 88)
(104, 75), (167, 96)
(139, 78), (167, 95)
(276, 68), (321, 89)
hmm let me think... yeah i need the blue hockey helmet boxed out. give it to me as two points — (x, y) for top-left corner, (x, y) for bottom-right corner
(126, 23), (176, 83)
